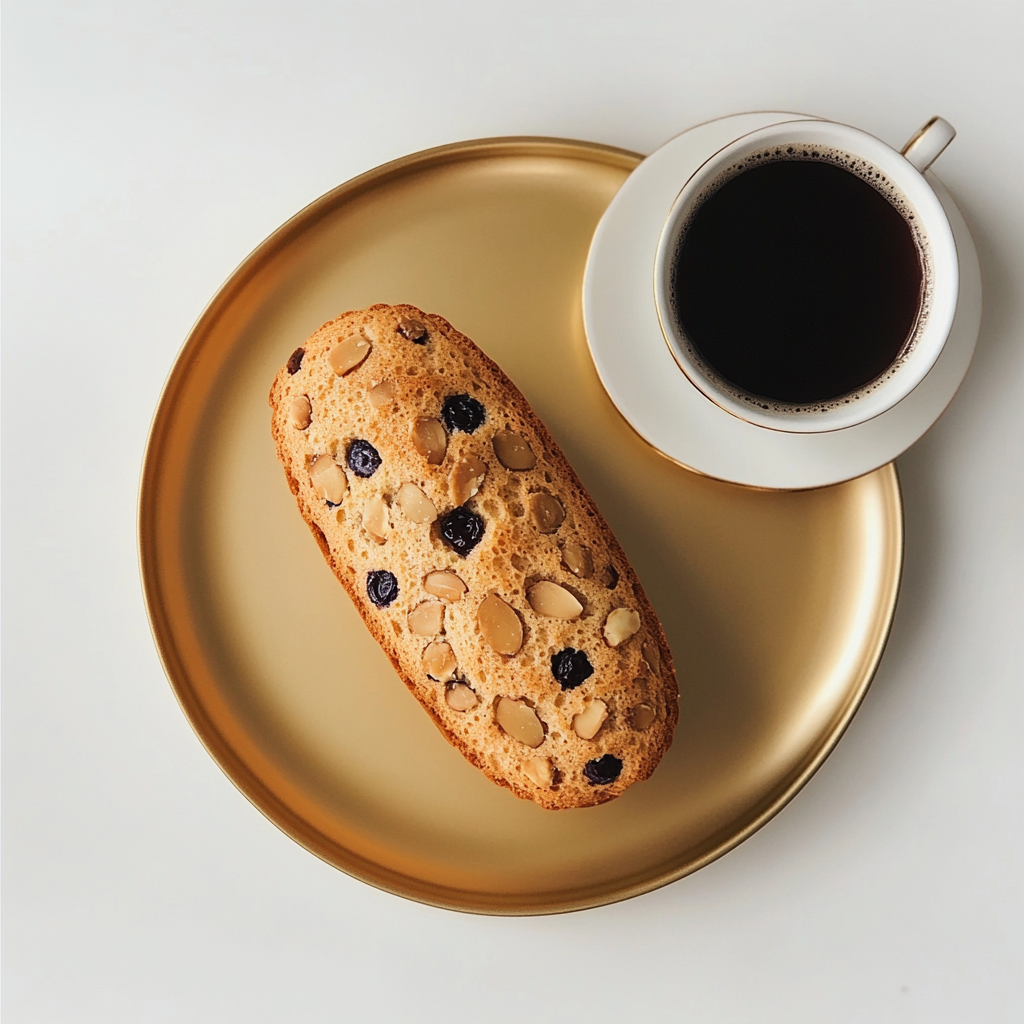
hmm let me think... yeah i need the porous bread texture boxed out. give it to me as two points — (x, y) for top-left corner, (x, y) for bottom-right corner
(269, 304), (678, 809)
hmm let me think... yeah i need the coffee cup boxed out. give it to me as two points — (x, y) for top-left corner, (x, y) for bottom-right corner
(653, 117), (959, 434)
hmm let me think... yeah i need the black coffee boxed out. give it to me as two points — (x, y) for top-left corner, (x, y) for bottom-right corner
(671, 157), (923, 406)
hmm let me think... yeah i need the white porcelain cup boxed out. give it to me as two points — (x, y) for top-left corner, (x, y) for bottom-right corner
(653, 117), (959, 433)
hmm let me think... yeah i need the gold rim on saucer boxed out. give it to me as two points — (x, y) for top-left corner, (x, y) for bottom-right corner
(139, 137), (903, 915)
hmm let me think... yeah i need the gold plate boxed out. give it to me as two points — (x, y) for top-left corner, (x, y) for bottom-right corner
(140, 138), (903, 915)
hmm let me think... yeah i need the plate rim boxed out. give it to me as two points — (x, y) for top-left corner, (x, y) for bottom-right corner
(138, 136), (904, 915)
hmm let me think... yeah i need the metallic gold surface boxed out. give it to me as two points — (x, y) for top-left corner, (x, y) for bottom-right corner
(139, 138), (903, 915)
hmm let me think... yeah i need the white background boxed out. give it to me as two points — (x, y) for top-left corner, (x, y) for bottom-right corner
(5, 1), (1024, 1020)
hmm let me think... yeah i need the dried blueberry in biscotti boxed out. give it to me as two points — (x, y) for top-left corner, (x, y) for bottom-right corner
(366, 570), (398, 607)
(440, 505), (485, 557)
(583, 754), (623, 785)
(551, 648), (594, 690)
(347, 438), (382, 477)
(269, 303), (678, 810)
(441, 394), (486, 434)
(286, 347), (305, 374)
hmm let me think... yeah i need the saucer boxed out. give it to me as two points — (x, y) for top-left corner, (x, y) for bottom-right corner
(583, 112), (982, 489)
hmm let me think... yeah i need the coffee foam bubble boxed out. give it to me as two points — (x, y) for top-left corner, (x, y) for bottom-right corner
(668, 144), (933, 418)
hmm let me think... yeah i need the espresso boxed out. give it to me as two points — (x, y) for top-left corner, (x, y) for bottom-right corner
(671, 156), (924, 406)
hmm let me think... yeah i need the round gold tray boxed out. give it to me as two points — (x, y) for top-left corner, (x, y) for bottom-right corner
(140, 138), (903, 915)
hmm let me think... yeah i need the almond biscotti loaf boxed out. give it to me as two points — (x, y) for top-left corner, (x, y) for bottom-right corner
(269, 304), (678, 809)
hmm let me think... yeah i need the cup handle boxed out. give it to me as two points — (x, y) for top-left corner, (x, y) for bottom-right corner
(901, 116), (956, 172)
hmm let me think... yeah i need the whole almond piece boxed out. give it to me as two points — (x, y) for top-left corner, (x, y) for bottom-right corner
(477, 594), (523, 655)
(396, 482), (437, 524)
(408, 601), (445, 636)
(527, 581), (583, 620)
(422, 641), (457, 682)
(528, 492), (565, 534)
(572, 699), (609, 740)
(368, 379), (396, 409)
(328, 333), (371, 375)
(642, 642), (661, 674)
(446, 682), (477, 711)
(630, 704), (657, 731)
(604, 607), (641, 647)
(309, 455), (348, 505)
(492, 430), (536, 470)
(560, 539), (594, 579)
(397, 316), (429, 342)
(523, 756), (554, 788)
(450, 455), (488, 505)
(362, 494), (389, 544)
(423, 571), (467, 602)
(496, 697), (544, 748)
(412, 417), (447, 465)
(289, 395), (312, 430)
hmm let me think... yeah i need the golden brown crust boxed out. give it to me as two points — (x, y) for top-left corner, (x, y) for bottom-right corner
(269, 304), (678, 808)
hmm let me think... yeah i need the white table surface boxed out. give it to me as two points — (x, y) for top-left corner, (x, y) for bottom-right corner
(5, 1), (1023, 1020)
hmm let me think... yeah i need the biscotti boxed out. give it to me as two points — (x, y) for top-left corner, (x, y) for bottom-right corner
(269, 304), (678, 809)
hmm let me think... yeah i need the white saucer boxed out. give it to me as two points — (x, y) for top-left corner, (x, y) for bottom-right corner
(583, 112), (982, 489)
